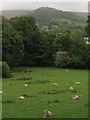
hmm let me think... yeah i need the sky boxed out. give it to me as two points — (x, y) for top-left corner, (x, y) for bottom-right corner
(0, 0), (90, 12)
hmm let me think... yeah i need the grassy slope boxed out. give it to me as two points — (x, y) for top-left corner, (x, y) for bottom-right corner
(28, 7), (87, 26)
(2, 67), (88, 118)
(2, 7), (87, 25)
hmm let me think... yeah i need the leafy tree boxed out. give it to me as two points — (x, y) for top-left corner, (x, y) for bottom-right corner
(69, 29), (88, 68)
(54, 31), (71, 52)
(86, 16), (90, 68)
(54, 29), (88, 68)
(37, 31), (55, 66)
(2, 17), (24, 66)
(87, 16), (90, 41)
(10, 16), (41, 66)
(0, 16), (2, 61)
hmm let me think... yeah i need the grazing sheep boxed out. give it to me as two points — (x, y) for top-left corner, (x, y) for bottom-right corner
(72, 95), (80, 100)
(18, 96), (25, 103)
(65, 70), (69, 72)
(75, 82), (80, 85)
(43, 110), (53, 118)
(25, 83), (28, 87)
(0, 91), (3, 95)
(52, 83), (58, 86)
(70, 87), (73, 90)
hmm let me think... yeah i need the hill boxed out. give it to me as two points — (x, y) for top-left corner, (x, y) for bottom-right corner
(2, 7), (87, 29)
(73, 12), (88, 18)
(28, 7), (87, 27)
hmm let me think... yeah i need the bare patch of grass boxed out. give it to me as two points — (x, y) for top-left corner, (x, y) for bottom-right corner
(38, 89), (69, 94)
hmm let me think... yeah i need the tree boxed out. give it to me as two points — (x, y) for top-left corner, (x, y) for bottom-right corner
(2, 17), (24, 67)
(10, 16), (41, 66)
(68, 29), (88, 68)
(86, 16), (90, 68)
(36, 31), (55, 66)
(87, 16), (90, 42)
(54, 31), (71, 52)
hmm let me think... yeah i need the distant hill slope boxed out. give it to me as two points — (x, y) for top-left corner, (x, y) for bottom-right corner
(29, 7), (87, 26)
(73, 12), (88, 18)
(2, 7), (87, 28)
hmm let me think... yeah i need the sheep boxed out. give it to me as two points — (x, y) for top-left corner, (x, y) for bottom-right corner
(75, 82), (80, 85)
(25, 83), (28, 87)
(18, 96), (25, 103)
(65, 70), (69, 72)
(0, 91), (3, 95)
(52, 83), (58, 86)
(72, 95), (80, 100)
(69, 87), (78, 93)
(86, 41), (90, 45)
(70, 87), (73, 90)
(43, 109), (53, 118)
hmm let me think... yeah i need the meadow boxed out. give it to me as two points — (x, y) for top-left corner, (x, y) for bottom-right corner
(2, 67), (88, 118)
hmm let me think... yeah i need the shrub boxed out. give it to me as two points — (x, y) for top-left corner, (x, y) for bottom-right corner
(55, 51), (69, 67)
(1, 61), (11, 78)
(0, 62), (1, 78)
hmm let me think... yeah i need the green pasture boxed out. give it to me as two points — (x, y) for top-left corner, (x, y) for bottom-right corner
(2, 67), (88, 118)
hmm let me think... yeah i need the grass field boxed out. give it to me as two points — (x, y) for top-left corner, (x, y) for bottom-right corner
(2, 67), (88, 118)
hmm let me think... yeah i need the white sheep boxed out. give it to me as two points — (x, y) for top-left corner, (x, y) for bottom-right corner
(75, 82), (80, 85)
(86, 41), (90, 44)
(43, 110), (53, 118)
(25, 83), (28, 87)
(70, 87), (73, 90)
(65, 70), (69, 72)
(0, 91), (3, 95)
(52, 83), (58, 86)
(18, 96), (25, 103)
(72, 95), (80, 100)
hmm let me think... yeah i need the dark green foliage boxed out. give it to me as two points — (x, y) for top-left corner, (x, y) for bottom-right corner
(36, 31), (55, 66)
(2, 17), (24, 67)
(85, 16), (90, 68)
(2, 61), (11, 78)
(54, 29), (89, 68)
(68, 30), (89, 68)
(87, 16), (90, 41)
(54, 31), (71, 52)
(10, 16), (41, 66)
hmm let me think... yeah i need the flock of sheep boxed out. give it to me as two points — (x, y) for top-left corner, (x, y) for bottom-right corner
(0, 69), (82, 118)
(42, 75), (81, 118)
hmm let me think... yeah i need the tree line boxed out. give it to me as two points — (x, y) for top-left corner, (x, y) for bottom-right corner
(2, 16), (90, 69)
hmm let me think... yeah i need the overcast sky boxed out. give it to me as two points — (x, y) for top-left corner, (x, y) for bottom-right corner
(0, 0), (90, 12)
